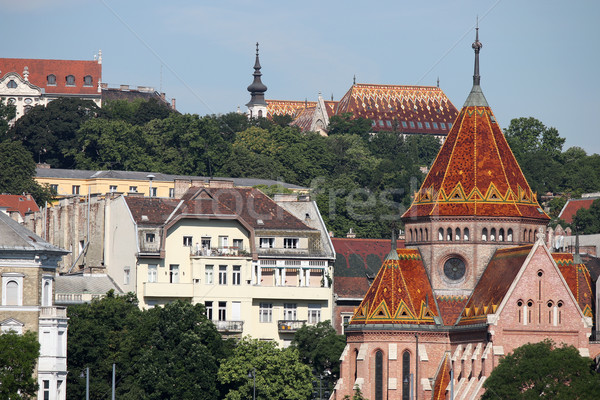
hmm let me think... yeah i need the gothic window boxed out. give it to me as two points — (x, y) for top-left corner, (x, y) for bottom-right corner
(507, 228), (513, 242)
(547, 301), (554, 324)
(534, 229), (538, 241)
(446, 228), (452, 241)
(557, 301), (563, 324)
(517, 300), (523, 323)
(527, 300), (534, 324)
(409, 229), (413, 242)
(419, 228), (423, 242)
(425, 228), (428, 241)
(354, 349), (359, 382)
(455, 228), (461, 241)
(499, 228), (505, 241)
(375, 350), (383, 400)
(482, 228), (488, 241)
(529, 229), (533, 242)
(463, 228), (470, 241)
(490, 228), (496, 241)
(438, 228), (444, 241)
(402, 350), (410, 400)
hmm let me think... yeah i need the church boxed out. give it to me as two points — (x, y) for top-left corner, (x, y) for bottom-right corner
(331, 28), (599, 400)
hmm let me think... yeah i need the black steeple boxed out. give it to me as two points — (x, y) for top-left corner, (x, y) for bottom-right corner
(246, 43), (267, 107)
(463, 22), (489, 107)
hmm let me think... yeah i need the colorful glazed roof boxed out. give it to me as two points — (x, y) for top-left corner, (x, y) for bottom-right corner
(458, 245), (532, 325)
(558, 197), (599, 224)
(290, 106), (316, 132)
(335, 84), (458, 134)
(402, 98), (550, 220)
(552, 253), (594, 318)
(0, 58), (101, 95)
(266, 100), (316, 119)
(432, 352), (452, 400)
(350, 249), (438, 325)
(436, 295), (469, 326)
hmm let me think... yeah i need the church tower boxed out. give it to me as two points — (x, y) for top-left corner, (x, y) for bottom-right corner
(246, 42), (268, 118)
(401, 26), (549, 295)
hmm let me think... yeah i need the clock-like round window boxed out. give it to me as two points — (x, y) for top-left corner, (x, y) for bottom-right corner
(444, 257), (466, 280)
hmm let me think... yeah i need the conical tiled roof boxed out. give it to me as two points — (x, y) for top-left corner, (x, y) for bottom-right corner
(403, 30), (549, 222)
(349, 249), (438, 325)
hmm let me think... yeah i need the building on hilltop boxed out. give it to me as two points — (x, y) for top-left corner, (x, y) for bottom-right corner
(0, 212), (69, 400)
(332, 28), (600, 400)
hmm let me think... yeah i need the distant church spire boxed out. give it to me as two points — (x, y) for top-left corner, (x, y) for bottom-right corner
(463, 21), (489, 107)
(353, 74), (356, 85)
(246, 43), (268, 118)
(472, 18), (482, 86)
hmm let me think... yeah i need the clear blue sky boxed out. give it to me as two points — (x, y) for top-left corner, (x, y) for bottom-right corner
(2, 0), (598, 154)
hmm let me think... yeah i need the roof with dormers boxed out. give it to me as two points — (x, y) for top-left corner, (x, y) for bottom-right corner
(266, 100), (316, 119)
(335, 84), (458, 134)
(0, 58), (101, 95)
(402, 95), (550, 221)
(552, 253), (594, 318)
(349, 248), (438, 325)
(0, 194), (40, 217)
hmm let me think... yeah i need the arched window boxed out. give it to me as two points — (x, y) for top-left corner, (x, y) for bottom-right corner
(47, 74), (56, 85)
(527, 300), (534, 324)
(66, 75), (75, 86)
(534, 229), (538, 241)
(490, 228), (496, 241)
(517, 299), (523, 324)
(455, 228), (461, 241)
(499, 228), (505, 242)
(409, 229), (413, 242)
(354, 349), (359, 382)
(482, 228), (488, 242)
(83, 75), (93, 86)
(547, 301), (554, 324)
(7, 80), (17, 89)
(375, 350), (383, 400)
(258, 109), (263, 117)
(6, 280), (19, 306)
(523, 229), (528, 242)
(446, 228), (452, 241)
(419, 228), (423, 242)
(438, 228), (444, 241)
(463, 228), (470, 241)
(42, 280), (52, 307)
(557, 301), (563, 324)
(402, 350), (411, 400)
(507, 228), (513, 242)
(529, 229), (533, 242)
(425, 228), (429, 241)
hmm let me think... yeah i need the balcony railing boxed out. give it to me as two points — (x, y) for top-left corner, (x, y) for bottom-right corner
(191, 246), (249, 257)
(55, 293), (85, 304)
(278, 320), (306, 333)
(40, 306), (67, 318)
(213, 320), (244, 333)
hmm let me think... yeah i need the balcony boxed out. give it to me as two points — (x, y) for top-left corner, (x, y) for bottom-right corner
(278, 320), (306, 333)
(143, 282), (193, 298)
(191, 246), (250, 258)
(213, 320), (244, 333)
(55, 293), (85, 305)
(39, 306), (67, 319)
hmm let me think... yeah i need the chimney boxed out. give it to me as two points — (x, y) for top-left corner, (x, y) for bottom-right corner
(208, 180), (234, 188)
(171, 98), (176, 110)
(190, 179), (206, 187)
(346, 228), (356, 239)
(174, 179), (191, 199)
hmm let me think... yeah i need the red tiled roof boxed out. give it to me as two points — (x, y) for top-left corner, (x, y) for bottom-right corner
(436, 295), (469, 326)
(558, 198), (598, 224)
(336, 84), (458, 134)
(323, 100), (337, 118)
(432, 353), (451, 400)
(552, 253), (594, 318)
(350, 249), (438, 325)
(458, 245), (532, 325)
(0, 194), (40, 216)
(266, 100), (315, 119)
(0, 58), (101, 95)
(403, 104), (550, 221)
(290, 106), (316, 132)
(124, 197), (179, 226)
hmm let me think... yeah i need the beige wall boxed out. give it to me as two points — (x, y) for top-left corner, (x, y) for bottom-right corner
(105, 196), (138, 293)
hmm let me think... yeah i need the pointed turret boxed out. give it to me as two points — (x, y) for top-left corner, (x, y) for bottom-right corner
(464, 23), (489, 107)
(246, 43), (268, 118)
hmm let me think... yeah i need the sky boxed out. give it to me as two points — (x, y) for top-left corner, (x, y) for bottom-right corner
(1, 0), (598, 154)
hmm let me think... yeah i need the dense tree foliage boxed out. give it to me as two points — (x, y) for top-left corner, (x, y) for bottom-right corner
(572, 199), (600, 234)
(67, 292), (231, 400)
(482, 340), (600, 399)
(0, 331), (40, 399)
(0, 98), (16, 139)
(218, 337), (312, 400)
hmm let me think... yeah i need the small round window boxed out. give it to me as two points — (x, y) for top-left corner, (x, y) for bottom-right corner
(443, 257), (466, 280)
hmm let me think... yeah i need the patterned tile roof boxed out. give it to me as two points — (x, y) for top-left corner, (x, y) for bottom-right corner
(402, 103), (550, 220)
(336, 84), (458, 134)
(0, 58), (101, 95)
(458, 245), (532, 326)
(558, 198), (599, 224)
(432, 352), (452, 400)
(266, 100), (315, 119)
(290, 106), (316, 132)
(350, 249), (438, 325)
(552, 253), (594, 318)
(0, 194), (40, 216)
(436, 295), (469, 326)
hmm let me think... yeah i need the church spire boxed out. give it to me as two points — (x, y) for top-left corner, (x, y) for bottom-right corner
(463, 22), (489, 107)
(472, 19), (482, 86)
(246, 43), (268, 117)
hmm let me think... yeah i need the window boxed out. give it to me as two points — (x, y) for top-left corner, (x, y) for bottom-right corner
(149, 187), (157, 197)
(448, 122), (453, 128)
(507, 228), (513, 242)
(129, 186), (138, 193)
(490, 228), (496, 241)
(183, 236), (193, 247)
(145, 233), (155, 243)
(219, 265), (227, 285)
(148, 265), (157, 283)
(201, 237), (211, 250)
(446, 227), (452, 241)
(438, 228), (444, 241)
(72, 185), (80, 195)
(42, 279), (52, 307)
(440, 122), (446, 129)
(66, 75), (75, 86)
(455, 228), (461, 241)
(7, 98), (16, 104)
(375, 350), (383, 400)
(205, 265), (214, 284)
(109, 185), (118, 193)
(24, 105), (32, 114)
(482, 228), (488, 241)
(43, 380), (50, 400)
(283, 238), (299, 249)
(308, 304), (321, 324)
(260, 238), (274, 248)
(259, 303), (272, 323)
(83, 75), (93, 86)
(123, 268), (130, 285)
(7, 80), (17, 89)
(169, 188), (175, 198)
(499, 228), (505, 241)
(402, 351), (410, 400)
(409, 121), (415, 128)
(47, 74), (56, 85)
(417, 122), (423, 129)
(401, 121), (408, 128)
(432, 122), (439, 129)
(50, 184), (58, 193)
(218, 301), (227, 321)
(386, 120), (392, 127)
(233, 239), (243, 251)
(5, 280), (19, 306)
(232, 265), (241, 285)
(284, 303), (297, 320)
(425, 122), (431, 129)
(464, 228), (470, 241)
(205, 301), (213, 320)
(169, 264), (179, 283)
(378, 120), (384, 127)
(219, 236), (229, 249)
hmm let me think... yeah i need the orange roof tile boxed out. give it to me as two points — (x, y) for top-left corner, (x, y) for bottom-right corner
(266, 100), (315, 119)
(350, 249), (438, 325)
(403, 104), (550, 220)
(558, 198), (599, 224)
(432, 352), (452, 400)
(0, 194), (40, 216)
(0, 58), (101, 95)
(436, 295), (469, 326)
(336, 84), (458, 134)
(552, 253), (594, 318)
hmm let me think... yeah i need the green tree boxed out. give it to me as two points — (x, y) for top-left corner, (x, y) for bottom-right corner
(482, 339), (600, 399)
(327, 113), (372, 138)
(7, 98), (99, 168)
(0, 140), (54, 205)
(218, 337), (312, 400)
(291, 321), (346, 381)
(0, 98), (16, 140)
(572, 199), (600, 234)
(0, 330), (41, 399)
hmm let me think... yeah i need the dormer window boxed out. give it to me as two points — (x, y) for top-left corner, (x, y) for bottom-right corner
(83, 75), (93, 87)
(66, 75), (75, 86)
(47, 74), (56, 85)
(7, 80), (17, 89)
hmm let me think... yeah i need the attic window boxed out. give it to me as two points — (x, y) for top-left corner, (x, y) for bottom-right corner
(386, 120), (392, 127)
(401, 121), (408, 128)
(257, 219), (264, 225)
(417, 122), (423, 129)
(425, 122), (431, 129)
(141, 215), (149, 222)
(66, 75), (75, 86)
(378, 120), (384, 127)
(448, 122), (453, 128)
(83, 75), (93, 87)
(409, 121), (415, 128)
(440, 122), (446, 129)
(7, 80), (17, 89)
(47, 74), (56, 85)
(432, 122), (439, 129)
